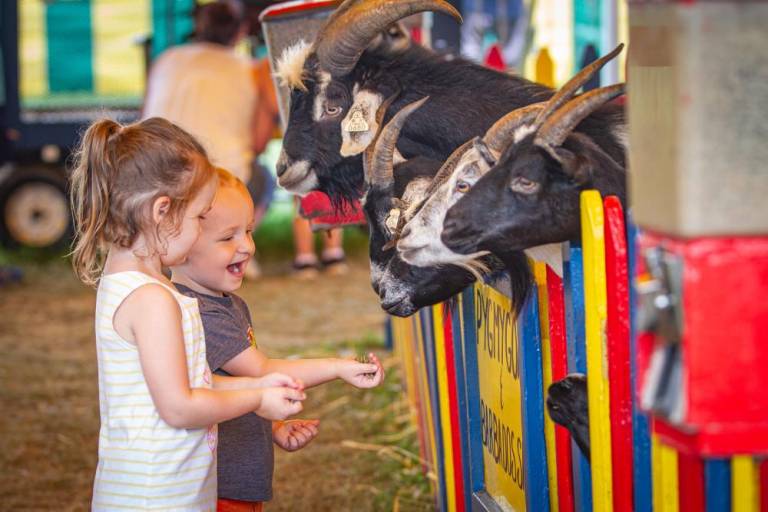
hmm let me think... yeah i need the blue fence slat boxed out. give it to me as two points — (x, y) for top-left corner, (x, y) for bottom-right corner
(627, 218), (653, 512)
(519, 287), (551, 512)
(704, 459), (732, 512)
(563, 241), (593, 512)
(462, 287), (487, 502)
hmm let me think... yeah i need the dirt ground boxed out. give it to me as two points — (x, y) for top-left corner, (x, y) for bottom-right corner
(0, 259), (434, 511)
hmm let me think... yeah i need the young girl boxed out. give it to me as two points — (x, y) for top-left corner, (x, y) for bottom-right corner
(70, 117), (306, 511)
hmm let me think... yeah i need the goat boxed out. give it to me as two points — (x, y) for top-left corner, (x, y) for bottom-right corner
(274, 0), (625, 208)
(396, 45), (626, 278)
(547, 374), (590, 460)
(361, 95), (508, 316)
(440, 59), (627, 268)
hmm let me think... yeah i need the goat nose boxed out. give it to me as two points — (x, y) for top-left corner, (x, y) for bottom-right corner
(276, 150), (289, 177)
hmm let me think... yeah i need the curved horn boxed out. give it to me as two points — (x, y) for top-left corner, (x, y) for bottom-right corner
(420, 139), (474, 199)
(534, 43), (624, 128)
(482, 102), (548, 153)
(315, 0), (462, 77)
(534, 83), (626, 160)
(368, 96), (430, 188)
(363, 90), (401, 177)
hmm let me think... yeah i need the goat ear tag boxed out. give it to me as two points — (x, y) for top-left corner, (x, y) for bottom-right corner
(344, 105), (370, 133)
(385, 208), (401, 235)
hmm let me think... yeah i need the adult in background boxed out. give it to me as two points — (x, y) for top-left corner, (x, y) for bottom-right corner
(143, 0), (277, 278)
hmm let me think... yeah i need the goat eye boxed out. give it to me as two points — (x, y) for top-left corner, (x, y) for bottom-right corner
(510, 176), (539, 195)
(455, 180), (471, 193)
(325, 104), (342, 117)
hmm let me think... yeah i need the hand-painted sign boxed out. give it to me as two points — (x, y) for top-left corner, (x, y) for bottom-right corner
(475, 282), (526, 511)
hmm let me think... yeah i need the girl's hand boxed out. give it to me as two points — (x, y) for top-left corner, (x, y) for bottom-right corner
(253, 372), (304, 391)
(337, 353), (385, 389)
(272, 419), (320, 452)
(256, 387), (305, 421)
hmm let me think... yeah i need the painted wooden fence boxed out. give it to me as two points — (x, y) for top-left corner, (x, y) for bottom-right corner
(392, 190), (768, 512)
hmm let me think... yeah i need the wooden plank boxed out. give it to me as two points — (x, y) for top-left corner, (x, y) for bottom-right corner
(759, 459), (768, 512)
(416, 309), (445, 510)
(732, 456), (760, 512)
(652, 435), (679, 512)
(627, 217), (653, 512)
(475, 282), (527, 511)
(563, 241), (594, 512)
(677, 452), (704, 512)
(604, 196), (634, 511)
(535, 263), (560, 512)
(433, 305), (458, 512)
(520, 285), (551, 512)
(450, 296), (473, 512)
(704, 458), (732, 512)
(463, 286), (486, 497)
(547, 267), (576, 512)
(580, 190), (614, 511)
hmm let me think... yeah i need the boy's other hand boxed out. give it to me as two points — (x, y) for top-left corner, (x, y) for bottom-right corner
(256, 387), (305, 420)
(337, 353), (385, 389)
(254, 372), (304, 390)
(273, 419), (320, 451)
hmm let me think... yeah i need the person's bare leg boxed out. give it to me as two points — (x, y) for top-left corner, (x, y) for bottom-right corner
(321, 228), (348, 275)
(292, 201), (319, 278)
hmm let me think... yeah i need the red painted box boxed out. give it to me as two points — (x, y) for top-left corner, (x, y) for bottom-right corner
(637, 232), (768, 456)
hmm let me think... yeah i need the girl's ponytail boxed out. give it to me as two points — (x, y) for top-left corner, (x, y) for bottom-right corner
(70, 119), (121, 286)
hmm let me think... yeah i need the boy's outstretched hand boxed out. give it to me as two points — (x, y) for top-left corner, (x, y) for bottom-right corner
(337, 352), (385, 389)
(273, 419), (320, 452)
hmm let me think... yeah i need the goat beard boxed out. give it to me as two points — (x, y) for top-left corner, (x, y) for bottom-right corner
(315, 155), (367, 212)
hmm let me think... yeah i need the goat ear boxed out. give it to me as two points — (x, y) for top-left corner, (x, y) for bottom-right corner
(555, 147), (592, 185)
(341, 91), (384, 157)
(473, 138), (496, 167)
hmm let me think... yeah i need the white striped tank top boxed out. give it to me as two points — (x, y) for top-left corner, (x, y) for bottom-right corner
(92, 271), (217, 511)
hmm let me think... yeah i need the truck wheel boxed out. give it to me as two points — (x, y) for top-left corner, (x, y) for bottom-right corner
(0, 168), (72, 250)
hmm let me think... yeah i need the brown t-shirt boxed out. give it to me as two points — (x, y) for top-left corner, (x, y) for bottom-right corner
(175, 284), (273, 502)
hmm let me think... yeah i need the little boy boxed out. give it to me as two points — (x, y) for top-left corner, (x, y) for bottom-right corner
(172, 168), (385, 510)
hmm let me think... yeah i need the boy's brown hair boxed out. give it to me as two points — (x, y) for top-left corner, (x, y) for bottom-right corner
(70, 117), (214, 286)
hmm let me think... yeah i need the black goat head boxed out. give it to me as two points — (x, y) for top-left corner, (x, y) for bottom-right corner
(274, 0), (462, 206)
(441, 45), (627, 260)
(547, 374), (590, 461)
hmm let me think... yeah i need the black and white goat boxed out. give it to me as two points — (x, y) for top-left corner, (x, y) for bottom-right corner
(361, 95), (508, 316)
(394, 44), (625, 281)
(440, 81), (627, 263)
(274, 0), (625, 207)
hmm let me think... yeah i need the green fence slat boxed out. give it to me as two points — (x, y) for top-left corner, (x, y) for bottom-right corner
(46, 0), (94, 93)
(151, 0), (195, 58)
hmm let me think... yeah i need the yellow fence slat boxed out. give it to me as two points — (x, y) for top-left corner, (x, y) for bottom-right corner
(580, 190), (614, 511)
(732, 456), (760, 512)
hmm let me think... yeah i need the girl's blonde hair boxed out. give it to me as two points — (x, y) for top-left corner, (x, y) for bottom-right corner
(70, 117), (214, 286)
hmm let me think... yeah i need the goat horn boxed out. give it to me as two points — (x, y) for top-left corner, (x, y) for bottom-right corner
(533, 43), (624, 128)
(423, 139), (474, 198)
(534, 83), (626, 160)
(369, 96), (430, 188)
(483, 102), (548, 153)
(363, 90), (401, 181)
(315, 0), (462, 77)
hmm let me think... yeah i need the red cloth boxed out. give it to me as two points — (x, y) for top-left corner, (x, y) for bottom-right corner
(217, 498), (264, 512)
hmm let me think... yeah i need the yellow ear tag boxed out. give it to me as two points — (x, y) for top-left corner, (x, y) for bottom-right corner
(344, 105), (370, 133)
(385, 208), (401, 235)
